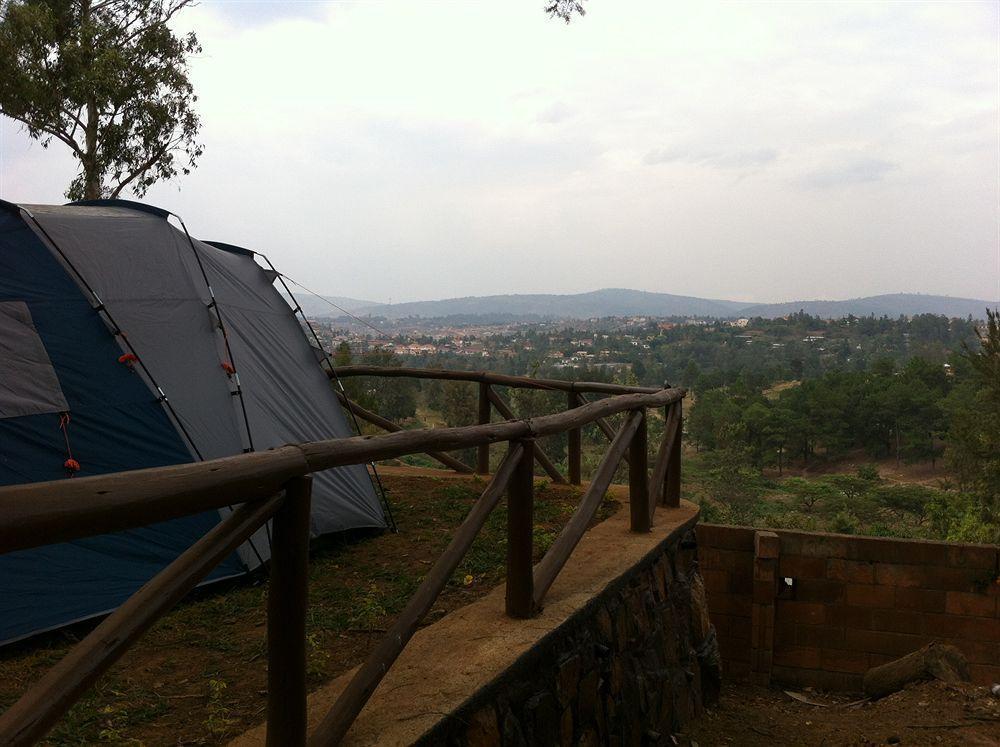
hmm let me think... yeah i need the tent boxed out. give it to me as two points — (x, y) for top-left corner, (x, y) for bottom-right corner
(0, 198), (387, 644)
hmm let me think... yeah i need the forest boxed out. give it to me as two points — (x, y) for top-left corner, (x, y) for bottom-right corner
(332, 311), (999, 545)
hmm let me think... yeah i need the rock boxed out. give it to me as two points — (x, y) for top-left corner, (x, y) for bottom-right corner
(466, 705), (501, 747)
(557, 654), (582, 706)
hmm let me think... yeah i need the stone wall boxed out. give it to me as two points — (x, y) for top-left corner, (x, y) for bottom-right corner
(697, 524), (1000, 691)
(417, 529), (718, 746)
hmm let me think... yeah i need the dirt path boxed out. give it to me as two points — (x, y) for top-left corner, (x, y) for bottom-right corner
(685, 680), (1000, 746)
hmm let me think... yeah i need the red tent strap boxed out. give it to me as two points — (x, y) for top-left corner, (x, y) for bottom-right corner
(58, 412), (80, 476)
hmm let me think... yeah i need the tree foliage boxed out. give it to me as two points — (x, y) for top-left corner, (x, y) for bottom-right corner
(0, 0), (203, 199)
(545, 0), (586, 24)
(943, 309), (1000, 541)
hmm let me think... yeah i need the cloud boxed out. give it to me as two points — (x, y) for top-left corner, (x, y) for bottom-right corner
(199, 0), (330, 29)
(644, 147), (779, 170)
(536, 101), (576, 124)
(797, 157), (900, 189)
(2, 1), (997, 303)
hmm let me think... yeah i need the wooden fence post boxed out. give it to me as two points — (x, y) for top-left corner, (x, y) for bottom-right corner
(477, 382), (491, 474)
(506, 440), (534, 618)
(567, 392), (582, 485)
(629, 410), (650, 532)
(665, 401), (682, 507)
(267, 475), (312, 747)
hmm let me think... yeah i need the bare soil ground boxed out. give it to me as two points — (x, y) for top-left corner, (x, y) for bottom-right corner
(0, 472), (603, 746)
(685, 680), (1000, 746)
(764, 449), (950, 487)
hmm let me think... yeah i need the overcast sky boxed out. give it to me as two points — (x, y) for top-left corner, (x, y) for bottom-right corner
(1, 1), (998, 304)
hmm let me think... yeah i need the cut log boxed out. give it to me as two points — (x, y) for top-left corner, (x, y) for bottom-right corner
(862, 643), (971, 699)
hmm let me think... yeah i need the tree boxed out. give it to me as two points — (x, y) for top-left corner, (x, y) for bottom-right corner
(944, 309), (1000, 541)
(0, 0), (203, 199)
(545, 0), (586, 23)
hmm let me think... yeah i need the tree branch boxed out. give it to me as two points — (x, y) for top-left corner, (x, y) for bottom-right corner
(109, 140), (171, 197)
(0, 110), (84, 158)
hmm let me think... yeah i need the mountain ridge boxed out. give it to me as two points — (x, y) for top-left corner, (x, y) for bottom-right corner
(304, 288), (998, 321)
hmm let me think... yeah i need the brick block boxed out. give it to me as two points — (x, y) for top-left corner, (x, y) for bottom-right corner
(924, 613), (1000, 642)
(946, 544), (999, 570)
(826, 558), (875, 584)
(826, 605), (872, 630)
(794, 579), (846, 604)
(874, 563), (985, 592)
(773, 619), (796, 645)
(945, 591), (997, 618)
(821, 648), (870, 674)
(795, 624), (846, 650)
(778, 554), (826, 580)
(845, 629), (930, 657)
(845, 584), (894, 608)
(701, 568), (731, 594)
(970, 664), (1000, 686)
(777, 600), (825, 625)
(894, 587), (946, 613)
(754, 558), (777, 582)
(731, 564), (754, 594)
(754, 579), (776, 605)
(755, 530), (780, 560)
(777, 532), (853, 559)
(719, 638), (751, 663)
(757, 649), (773, 672)
(697, 523), (756, 551)
(950, 639), (1000, 665)
(772, 645), (822, 669)
(870, 608), (925, 635)
(706, 591), (752, 617)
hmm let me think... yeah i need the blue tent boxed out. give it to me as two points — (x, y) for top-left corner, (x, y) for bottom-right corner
(0, 199), (386, 644)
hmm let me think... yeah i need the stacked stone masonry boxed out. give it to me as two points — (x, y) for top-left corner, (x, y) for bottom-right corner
(418, 530), (718, 746)
(697, 524), (1000, 691)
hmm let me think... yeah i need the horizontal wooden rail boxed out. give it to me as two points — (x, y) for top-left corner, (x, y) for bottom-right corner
(487, 386), (566, 484)
(0, 447), (309, 555)
(578, 392), (616, 441)
(334, 391), (474, 474)
(0, 493), (285, 747)
(331, 365), (662, 395)
(0, 389), (684, 554)
(532, 410), (645, 606)
(308, 445), (525, 746)
(298, 390), (683, 472)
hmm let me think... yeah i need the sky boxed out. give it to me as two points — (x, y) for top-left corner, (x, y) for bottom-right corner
(1, 1), (998, 305)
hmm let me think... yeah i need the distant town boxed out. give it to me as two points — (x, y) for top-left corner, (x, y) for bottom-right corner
(312, 311), (983, 388)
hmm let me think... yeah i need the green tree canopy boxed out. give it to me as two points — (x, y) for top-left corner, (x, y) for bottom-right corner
(0, 0), (203, 199)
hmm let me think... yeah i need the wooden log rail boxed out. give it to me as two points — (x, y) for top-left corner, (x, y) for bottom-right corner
(327, 365), (655, 483)
(331, 364), (662, 395)
(0, 371), (685, 747)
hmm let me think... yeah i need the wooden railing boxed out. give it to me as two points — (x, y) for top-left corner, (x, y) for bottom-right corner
(0, 368), (684, 746)
(331, 364), (662, 484)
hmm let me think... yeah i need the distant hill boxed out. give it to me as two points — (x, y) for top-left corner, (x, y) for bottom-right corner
(304, 288), (998, 321)
(348, 289), (747, 320)
(739, 293), (997, 320)
(292, 294), (377, 318)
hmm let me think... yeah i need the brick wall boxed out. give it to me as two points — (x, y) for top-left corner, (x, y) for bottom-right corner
(696, 524), (1000, 691)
